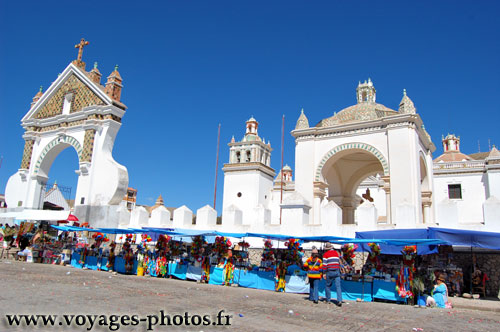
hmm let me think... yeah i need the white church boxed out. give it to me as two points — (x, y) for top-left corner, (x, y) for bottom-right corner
(2, 41), (500, 238)
(219, 79), (500, 238)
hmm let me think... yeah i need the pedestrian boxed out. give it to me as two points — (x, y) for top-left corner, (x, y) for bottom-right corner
(323, 242), (343, 306)
(304, 247), (323, 304)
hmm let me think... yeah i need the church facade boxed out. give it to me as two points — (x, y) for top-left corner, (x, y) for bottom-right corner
(217, 80), (500, 238)
(2, 40), (499, 237)
(4, 39), (130, 228)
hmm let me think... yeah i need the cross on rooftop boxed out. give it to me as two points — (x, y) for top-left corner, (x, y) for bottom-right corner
(74, 38), (89, 62)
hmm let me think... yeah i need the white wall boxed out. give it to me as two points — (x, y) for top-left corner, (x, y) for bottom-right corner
(222, 170), (273, 224)
(434, 173), (487, 224)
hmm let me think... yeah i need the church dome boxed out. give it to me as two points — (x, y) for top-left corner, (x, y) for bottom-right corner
(317, 102), (397, 127)
(316, 79), (398, 128)
(434, 152), (472, 162)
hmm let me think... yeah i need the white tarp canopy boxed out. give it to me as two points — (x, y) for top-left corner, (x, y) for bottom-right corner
(0, 209), (70, 221)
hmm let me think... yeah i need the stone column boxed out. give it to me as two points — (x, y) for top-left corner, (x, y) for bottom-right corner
(342, 196), (357, 224)
(421, 191), (432, 224)
(313, 181), (328, 225)
(381, 176), (392, 224)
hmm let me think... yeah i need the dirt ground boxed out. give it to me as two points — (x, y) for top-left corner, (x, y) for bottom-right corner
(1, 261), (500, 332)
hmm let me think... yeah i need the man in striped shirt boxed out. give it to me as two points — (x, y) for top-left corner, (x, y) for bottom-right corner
(304, 247), (323, 304)
(323, 242), (342, 306)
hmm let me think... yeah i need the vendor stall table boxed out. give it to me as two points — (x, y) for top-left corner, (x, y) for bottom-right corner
(168, 263), (187, 280)
(186, 265), (202, 281)
(208, 267), (225, 285)
(372, 279), (405, 302)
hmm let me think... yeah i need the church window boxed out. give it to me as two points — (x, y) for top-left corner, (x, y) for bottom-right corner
(236, 151), (241, 163)
(448, 184), (462, 199)
(62, 93), (73, 115)
(362, 92), (367, 102)
(80, 197), (85, 204)
(237, 192), (242, 197)
(246, 150), (251, 162)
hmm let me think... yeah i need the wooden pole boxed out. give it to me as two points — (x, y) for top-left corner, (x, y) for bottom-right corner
(213, 124), (221, 209)
(279, 115), (285, 225)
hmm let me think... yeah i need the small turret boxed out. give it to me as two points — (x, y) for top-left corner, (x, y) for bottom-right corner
(89, 62), (102, 85)
(30, 86), (43, 109)
(295, 108), (309, 129)
(104, 65), (123, 101)
(356, 78), (376, 103)
(399, 89), (416, 114)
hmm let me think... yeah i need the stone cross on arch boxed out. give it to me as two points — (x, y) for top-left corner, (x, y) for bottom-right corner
(75, 38), (89, 62)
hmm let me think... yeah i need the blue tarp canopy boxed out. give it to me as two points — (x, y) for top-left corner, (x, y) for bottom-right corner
(214, 231), (249, 238)
(355, 228), (439, 255)
(246, 232), (295, 241)
(428, 227), (500, 250)
(97, 228), (148, 234)
(51, 225), (96, 232)
(299, 235), (354, 243)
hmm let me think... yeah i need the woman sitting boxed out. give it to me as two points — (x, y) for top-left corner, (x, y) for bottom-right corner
(426, 274), (449, 308)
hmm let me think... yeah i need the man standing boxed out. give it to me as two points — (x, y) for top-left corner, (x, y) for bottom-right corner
(304, 247), (323, 304)
(323, 242), (342, 306)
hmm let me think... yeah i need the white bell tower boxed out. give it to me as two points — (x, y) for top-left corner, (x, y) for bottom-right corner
(222, 117), (275, 224)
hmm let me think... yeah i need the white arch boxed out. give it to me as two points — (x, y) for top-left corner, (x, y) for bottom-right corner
(315, 142), (389, 181)
(33, 135), (83, 175)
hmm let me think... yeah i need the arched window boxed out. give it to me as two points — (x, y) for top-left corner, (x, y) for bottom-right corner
(236, 151), (241, 163)
(246, 150), (251, 162)
(62, 93), (73, 115)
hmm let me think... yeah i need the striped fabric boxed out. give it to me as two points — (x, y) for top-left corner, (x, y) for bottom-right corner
(304, 257), (323, 279)
(322, 250), (340, 271)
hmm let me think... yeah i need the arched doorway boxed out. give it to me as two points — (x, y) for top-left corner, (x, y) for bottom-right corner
(37, 140), (81, 210)
(315, 143), (390, 225)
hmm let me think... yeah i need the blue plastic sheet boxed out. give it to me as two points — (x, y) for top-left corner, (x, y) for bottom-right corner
(186, 265), (202, 281)
(285, 275), (309, 293)
(169, 263), (187, 280)
(246, 233), (294, 241)
(85, 256), (98, 270)
(356, 229), (438, 255)
(71, 252), (83, 269)
(214, 231), (248, 238)
(372, 280), (405, 302)
(208, 267), (225, 285)
(114, 256), (138, 274)
(256, 271), (276, 291)
(316, 280), (372, 301)
(428, 227), (500, 250)
(237, 270), (259, 288)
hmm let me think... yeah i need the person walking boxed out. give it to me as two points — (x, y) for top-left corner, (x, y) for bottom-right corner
(304, 247), (323, 304)
(323, 242), (343, 306)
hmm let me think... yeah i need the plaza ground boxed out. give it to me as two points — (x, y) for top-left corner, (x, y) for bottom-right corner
(1, 261), (499, 332)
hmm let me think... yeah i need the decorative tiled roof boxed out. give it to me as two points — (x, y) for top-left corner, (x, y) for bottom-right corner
(295, 108), (309, 129)
(317, 102), (397, 127)
(435, 152), (472, 162)
(34, 74), (106, 119)
(398, 89), (416, 114)
(468, 152), (490, 160)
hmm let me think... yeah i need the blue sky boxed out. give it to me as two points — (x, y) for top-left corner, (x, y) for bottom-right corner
(1, 1), (499, 212)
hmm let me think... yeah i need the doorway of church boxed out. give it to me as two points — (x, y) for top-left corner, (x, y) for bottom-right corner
(36, 143), (80, 212)
(319, 148), (389, 225)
